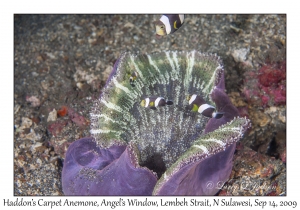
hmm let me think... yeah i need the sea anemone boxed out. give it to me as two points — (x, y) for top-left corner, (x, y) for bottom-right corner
(62, 50), (250, 195)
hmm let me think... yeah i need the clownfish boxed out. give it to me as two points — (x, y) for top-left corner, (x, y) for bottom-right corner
(140, 96), (173, 110)
(187, 94), (224, 119)
(129, 71), (138, 87)
(154, 14), (184, 38)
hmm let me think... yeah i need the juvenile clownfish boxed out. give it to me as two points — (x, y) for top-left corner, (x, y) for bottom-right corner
(140, 96), (173, 110)
(187, 94), (224, 119)
(154, 14), (184, 38)
(129, 71), (138, 87)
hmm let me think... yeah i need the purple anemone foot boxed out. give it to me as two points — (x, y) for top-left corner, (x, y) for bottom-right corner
(62, 137), (157, 195)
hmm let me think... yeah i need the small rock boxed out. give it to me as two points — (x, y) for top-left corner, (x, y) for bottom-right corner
(45, 52), (56, 59)
(36, 158), (42, 166)
(29, 164), (37, 170)
(88, 37), (97, 45)
(14, 104), (21, 114)
(123, 22), (135, 28)
(230, 24), (242, 33)
(76, 82), (84, 89)
(24, 129), (41, 142)
(49, 137), (70, 158)
(278, 110), (286, 123)
(231, 48), (249, 63)
(101, 66), (113, 82)
(231, 48), (253, 68)
(41, 80), (50, 90)
(95, 59), (103, 71)
(17, 117), (33, 133)
(30, 142), (43, 153)
(96, 28), (104, 37)
(47, 109), (57, 122)
(259, 114), (271, 127)
(268, 106), (277, 113)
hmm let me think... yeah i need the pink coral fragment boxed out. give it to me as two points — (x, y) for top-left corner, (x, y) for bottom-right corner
(67, 108), (89, 128)
(48, 120), (68, 136)
(26, 96), (41, 107)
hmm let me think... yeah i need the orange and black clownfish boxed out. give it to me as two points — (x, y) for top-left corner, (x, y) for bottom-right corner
(140, 96), (173, 110)
(154, 14), (184, 38)
(187, 94), (224, 119)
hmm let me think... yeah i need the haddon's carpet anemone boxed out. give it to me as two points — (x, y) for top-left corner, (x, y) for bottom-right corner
(62, 50), (250, 195)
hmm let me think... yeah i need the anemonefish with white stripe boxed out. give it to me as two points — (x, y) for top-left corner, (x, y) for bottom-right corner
(129, 71), (138, 87)
(187, 94), (224, 119)
(140, 96), (173, 110)
(154, 14), (184, 38)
